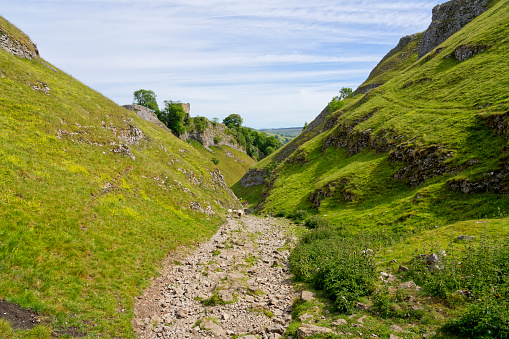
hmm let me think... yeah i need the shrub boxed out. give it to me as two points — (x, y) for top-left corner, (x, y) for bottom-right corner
(274, 210), (287, 218)
(304, 215), (330, 229)
(290, 232), (376, 313)
(211, 157), (219, 165)
(288, 209), (308, 222)
(442, 299), (509, 338)
(213, 136), (222, 144)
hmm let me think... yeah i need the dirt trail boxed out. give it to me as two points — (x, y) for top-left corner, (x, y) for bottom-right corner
(133, 215), (300, 339)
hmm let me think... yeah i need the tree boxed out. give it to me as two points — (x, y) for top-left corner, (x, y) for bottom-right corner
(339, 87), (353, 100)
(193, 117), (208, 133)
(133, 89), (159, 113)
(223, 114), (243, 128)
(302, 121), (308, 131)
(328, 96), (345, 112)
(163, 100), (187, 136)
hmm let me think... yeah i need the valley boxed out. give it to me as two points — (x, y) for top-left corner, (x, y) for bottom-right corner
(1, 0), (509, 338)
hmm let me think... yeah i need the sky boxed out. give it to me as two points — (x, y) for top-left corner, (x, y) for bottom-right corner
(1, 0), (438, 129)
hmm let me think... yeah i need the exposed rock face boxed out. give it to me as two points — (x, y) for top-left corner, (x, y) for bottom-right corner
(123, 104), (169, 131)
(303, 106), (331, 133)
(418, 0), (491, 59)
(240, 168), (267, 188)
(389, 144), (455, 186)
(0, 29), (39, 59)
(180, 124), (245, 153)
(453, 44), (489, 61)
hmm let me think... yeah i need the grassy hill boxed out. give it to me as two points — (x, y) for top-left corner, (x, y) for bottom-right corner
(0, 18), (241, 338)
(241, 0), (509, 336)
(186, 139), (255, 186)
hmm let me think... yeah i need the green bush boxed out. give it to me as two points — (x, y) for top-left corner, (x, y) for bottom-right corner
(408, 234), (509, 300)
(213, 136), (222, 144)
(442, 299), (509, 338)
(290, 231), (376, 313)
(288, 209), (308, 222)
(304, 215), (330, 229)
(211, 157), (219, 165)
(274, 210), (287, 218)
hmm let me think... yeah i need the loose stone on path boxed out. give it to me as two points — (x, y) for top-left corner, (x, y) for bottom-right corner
(133, 215), (299, 338)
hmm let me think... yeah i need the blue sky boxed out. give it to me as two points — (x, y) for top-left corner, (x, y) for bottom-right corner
(2, 0), (437, 128)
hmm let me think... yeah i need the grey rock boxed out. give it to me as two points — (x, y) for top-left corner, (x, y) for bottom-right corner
(399, 265), (409, 272)
(240, 168), (267, 188)
(355, 302), (371, 311)
(301, 291), (316, 302)
(456, 235), (476, 241)
(297, 324), (333, 338)
(390, 324), (404, 332)
(200, 319), (226, 337)
(418, 0), (491, 59)
(267, 324), (285, 334)
(218, 290), (234, 303)
(332, 318), (348, 326)
(399, 281), (420, 290)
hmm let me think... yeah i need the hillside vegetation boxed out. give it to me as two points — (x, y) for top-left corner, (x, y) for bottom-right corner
(240, 0), (509, 336)
(0, 18), (241, 338)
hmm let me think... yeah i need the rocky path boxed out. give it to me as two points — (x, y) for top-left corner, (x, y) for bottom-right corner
(133, 215), (299, 339)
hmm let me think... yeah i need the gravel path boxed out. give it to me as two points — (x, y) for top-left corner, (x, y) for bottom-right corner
(133, 215), (299, 339)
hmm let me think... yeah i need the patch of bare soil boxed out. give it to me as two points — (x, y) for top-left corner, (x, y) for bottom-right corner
(0, 300), (40, 330)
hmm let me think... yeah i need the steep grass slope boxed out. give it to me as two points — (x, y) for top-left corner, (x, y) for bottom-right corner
(251, 0), (509, 229)
(0, 18), (240, 338)
(187, 139), (255, 186)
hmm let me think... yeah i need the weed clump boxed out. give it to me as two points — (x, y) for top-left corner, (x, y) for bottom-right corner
(290, 227), (376, 313)
(287, 209), (309, 222)
(274, 210), (287, 218)
(304, 215), (330, 229)
(405, 234), (509, 336)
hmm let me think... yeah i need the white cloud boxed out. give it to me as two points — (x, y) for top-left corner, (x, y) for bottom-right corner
(1, 0), (436, 128)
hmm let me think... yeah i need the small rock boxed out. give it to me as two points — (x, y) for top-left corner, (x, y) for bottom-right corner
(399, 265), (409, 272)
(456, 235), (476, 241)
(357, 315), (367, 324)
(176, 308), (187, 319)
(331, 318), (347, 326)
(301, 291), (316, 302)
(390, 324), (403, 332)
(389, 335), (401, 339)
(238, 335), (257, 339)
(297, 324), (332, 338)
(218, 290), (234, 303)
(355, 302), (370, 311)
(399, 281), (420, 290)
(299, 313), (314, 322)
(267, 324), (285, 334)
(200, 319), (226, 337)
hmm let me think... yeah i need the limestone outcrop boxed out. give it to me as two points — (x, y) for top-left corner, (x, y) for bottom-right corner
(418, 0), (491, 59)
(123, 104), (169, 131)
(0, 28), (39, 59)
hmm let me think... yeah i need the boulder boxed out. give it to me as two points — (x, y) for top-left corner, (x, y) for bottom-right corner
(297, 324), (332, 338)
(301, 291), (316, 302)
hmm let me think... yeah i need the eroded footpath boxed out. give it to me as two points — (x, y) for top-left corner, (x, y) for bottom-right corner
(134, 215), (299, 339)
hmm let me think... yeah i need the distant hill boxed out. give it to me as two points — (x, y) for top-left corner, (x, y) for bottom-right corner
(258, 127), (302, 146)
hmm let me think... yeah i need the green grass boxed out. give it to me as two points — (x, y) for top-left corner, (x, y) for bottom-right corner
(186, 139), (255, 186)
(0, 18), (239, 338)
